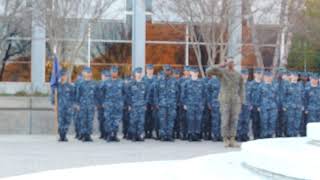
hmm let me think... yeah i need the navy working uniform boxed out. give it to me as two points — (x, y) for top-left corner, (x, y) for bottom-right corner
(207, 75), (221, 141)
(250, 68), (263, 139)
(97, 70), (110, 139)
(283, 72), (304, 137)
(303, 73), (320, 135)
(127, 67), (147, 141)
(178, 66), (191, 140)
(51, 69), (75, 142)
(75, 67), (97, 142)
(143, 64), (157, 139)
(236, 69), (251, 142)
(181, 67), (206, 141)
(102, 66), (125, 142)
(259, 72), (278, 139)
(154, 65), (179, 141)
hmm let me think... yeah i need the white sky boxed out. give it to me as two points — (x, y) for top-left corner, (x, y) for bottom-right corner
(0, 0), (281, 24)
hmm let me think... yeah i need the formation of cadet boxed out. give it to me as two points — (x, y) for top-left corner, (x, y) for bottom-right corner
(51, 64), (320, 145)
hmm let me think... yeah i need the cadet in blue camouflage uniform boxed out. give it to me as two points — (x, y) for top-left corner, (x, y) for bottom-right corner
(102, 66), (125, 142)
(143, 64), (157, 139)
(51, 69), (75, 142)
(236, 69), (251, 142)
(250, 68), (263, 139)
(154, 65), (179, 141)
(122, 75), (131, 139)
(97, 70), (110, 139)
(182, 67), (206, 141)
(259, 71), (278, 139)
(201, 75), (211, 140)
(75, 67), (97, 142)
(73, 74), (83, 139)
(206, 74), (221, 142)
(275, 69), (289, 137)
(283, 72), (304, 137)
(299, 72), (309, 136)
(173, 68), (181, 139)
(178, 66), (191, 140)
(127, 67), (147, 141)
(303, 73), (320, 135)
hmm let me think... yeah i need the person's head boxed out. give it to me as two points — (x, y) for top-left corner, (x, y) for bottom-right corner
(254, 67), (263, 81)
(281, 72), (288, 81)
(111, 66), (119, 79)
(146, 64), (154, 77)
(163, 64), (172, 77)
(173, 69), (181, 79)
(101, 70), (110, 81)
(241, 69), (249, 81)
(183, 66), (191, 77)
(290, 72), (298, 82)
(225, 57), (235, 70)
(263, 71), (273, 83)
(133, 67), (143, 81)
(59, 69), (68, 83)
(82, 67), (92, 80)
(310, 73), (319, 86)
(190, 67), (199, 79)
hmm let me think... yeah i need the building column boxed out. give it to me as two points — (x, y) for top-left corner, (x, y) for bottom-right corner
(132, 0), (146, 72)
(228, 0), (242, 72)
(31, 1), (46, 93)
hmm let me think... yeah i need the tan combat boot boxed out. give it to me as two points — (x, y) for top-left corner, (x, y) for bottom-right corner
(229, 137), (240, 148)
(223, 137), (230, 148)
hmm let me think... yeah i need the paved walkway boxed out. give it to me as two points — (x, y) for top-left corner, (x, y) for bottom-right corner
(0, 135), (239, 178)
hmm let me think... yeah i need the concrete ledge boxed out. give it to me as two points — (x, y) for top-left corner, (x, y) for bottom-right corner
(0, 82), (50, 94)
(0, 96), (100, 134)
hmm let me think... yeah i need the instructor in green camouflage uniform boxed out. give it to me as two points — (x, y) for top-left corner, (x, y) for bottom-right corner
(206, 58), (245, 148)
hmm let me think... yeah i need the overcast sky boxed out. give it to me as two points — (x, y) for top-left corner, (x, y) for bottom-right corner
(0, 0), (281, 24)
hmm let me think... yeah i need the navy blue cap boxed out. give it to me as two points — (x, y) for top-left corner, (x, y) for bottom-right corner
(82, 66), (92, 73)
(134, 67), (143, 74)
(173, 69), (181, 75)
(264, 71), (273, 77)
(190, 67), (199, 72)
(77, 74), (83, 80)
(241, 69), (249, 75)
(111, 66), (119, 73)
(163, 64), (172, 71)
(310, 73), (318, 79)
(184, 66), (191, 71)
(146, 64), (154, 69)
(59, 69), (68, 76)
(102, 70), (110, 77)
(300, 72), (308, 77)
(254, 67), (263, 74)
(289, 71), (298, 76)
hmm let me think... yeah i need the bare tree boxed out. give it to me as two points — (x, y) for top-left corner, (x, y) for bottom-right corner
(0, 0), (32, 81)
(154, 0), (235, 77)
(155, 0), (305, 73)
(33, 0), (117, 73)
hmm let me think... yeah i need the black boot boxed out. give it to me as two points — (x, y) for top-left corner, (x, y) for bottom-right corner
(58, 133), (64, 142)
(112, 132), (120, 142)
(181, 133), (188, 141)
(83, 134), (93, 142)
(136, 134), (145, 142)
(62, 133), (68, 142)
(195, 134), (201, 141)
(188, 134), (193, 142)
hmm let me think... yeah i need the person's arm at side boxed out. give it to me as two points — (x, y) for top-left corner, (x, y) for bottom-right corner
(205, 63), (226, 78)
(239, 76), (245, 104)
